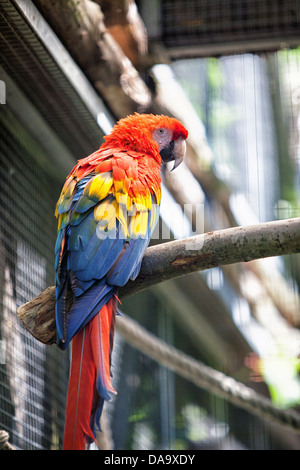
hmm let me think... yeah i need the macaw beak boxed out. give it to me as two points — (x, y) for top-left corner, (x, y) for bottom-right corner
(160, 137), (186, 171)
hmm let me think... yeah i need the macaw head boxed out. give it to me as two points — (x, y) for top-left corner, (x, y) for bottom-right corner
(152, 122), (187, 170)
(102, 113), (188, 170)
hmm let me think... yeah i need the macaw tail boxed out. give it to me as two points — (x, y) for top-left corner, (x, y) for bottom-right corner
(63, 296), (117, 450)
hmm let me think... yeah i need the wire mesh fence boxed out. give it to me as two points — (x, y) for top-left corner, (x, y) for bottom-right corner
(0, 106), (69, 449)
(161, 0), (300, 48)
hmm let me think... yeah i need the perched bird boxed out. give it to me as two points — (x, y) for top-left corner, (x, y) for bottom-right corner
(55, 113), (188, 449)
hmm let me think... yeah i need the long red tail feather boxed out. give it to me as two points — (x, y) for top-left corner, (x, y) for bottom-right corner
(63, 297), (117, 450)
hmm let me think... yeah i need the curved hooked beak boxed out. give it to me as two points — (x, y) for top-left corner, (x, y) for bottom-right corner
(160, 137), (186, 171)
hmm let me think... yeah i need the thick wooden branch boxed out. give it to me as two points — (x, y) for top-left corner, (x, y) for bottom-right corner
(17, 218), (300, 345)
(95, 0), (148, 69)
(32, 0), (153, 117)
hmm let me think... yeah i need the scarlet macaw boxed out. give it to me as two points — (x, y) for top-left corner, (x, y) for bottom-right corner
(55, 113), (188, 450)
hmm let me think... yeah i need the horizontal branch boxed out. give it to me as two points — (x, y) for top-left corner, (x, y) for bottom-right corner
(17, 217), (300, 345)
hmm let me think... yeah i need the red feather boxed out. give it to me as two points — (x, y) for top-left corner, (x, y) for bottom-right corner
(63, 297), (117, 450)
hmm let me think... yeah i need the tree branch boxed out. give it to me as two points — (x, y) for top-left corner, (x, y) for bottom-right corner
(17, 217), (300, 345)
(32, 0), (154, 117)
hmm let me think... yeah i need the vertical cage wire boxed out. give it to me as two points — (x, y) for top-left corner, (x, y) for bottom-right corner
(0, 105), (69, 450)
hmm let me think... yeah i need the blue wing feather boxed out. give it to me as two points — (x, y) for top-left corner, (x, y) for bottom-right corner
(55, 172), (160, 349)
(106, 238), (149, 286)
(63, 281), (116, 347)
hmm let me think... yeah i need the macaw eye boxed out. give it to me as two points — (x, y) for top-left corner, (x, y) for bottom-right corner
(158, 128), (165, 134)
